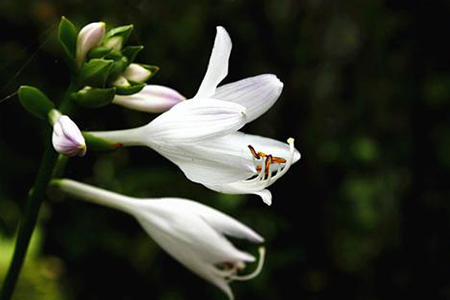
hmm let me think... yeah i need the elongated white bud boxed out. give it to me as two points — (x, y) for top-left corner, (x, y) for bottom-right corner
(49, 110), (86, 157)
(76, 22), (106, 67)
(112, 84), (185, 113)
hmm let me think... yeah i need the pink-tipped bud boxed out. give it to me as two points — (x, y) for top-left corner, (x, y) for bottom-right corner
(51, 111), (86, 157)
(112, 85), (185, 113)
(76, 22), (106, 67)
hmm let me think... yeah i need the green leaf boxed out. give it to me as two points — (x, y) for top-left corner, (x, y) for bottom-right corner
(71, 86), (116, 108)
(79, 58), (114, 87)
(114, 82), (145, 95)
(18, 86), (55, 120)
(121, 46), (144, 63)
(58, 17), (77, 61)
(82, 132), (123, 151)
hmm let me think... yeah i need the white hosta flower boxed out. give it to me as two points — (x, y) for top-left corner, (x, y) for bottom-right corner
(89, 26), (300, 205)
(49, 110), (86, 157)
(112, 85), (185, 113)
(123, 63), (152, 83)
(55, 179), (265, 300)
(76, 22), (105, 67)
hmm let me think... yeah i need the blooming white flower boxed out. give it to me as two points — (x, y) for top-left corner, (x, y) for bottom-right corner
(112, 85), (185, 113)
(54, 179), (265, 300)
(89, 26), (300, 205)
(76, 22), (105, 67)
(49, 110), (86, 157)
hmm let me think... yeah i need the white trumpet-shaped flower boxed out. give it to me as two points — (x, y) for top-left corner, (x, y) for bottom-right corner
(49, 110), (86, 157)
(53, 179), (265, 300)
(88, 26), (300, 205)
(112, 85), (185, 113)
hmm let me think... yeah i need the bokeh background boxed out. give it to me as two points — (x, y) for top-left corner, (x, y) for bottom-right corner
(1, 0), (450, 299)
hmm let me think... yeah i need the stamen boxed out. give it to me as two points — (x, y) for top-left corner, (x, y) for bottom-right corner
(265, 155), (273, 176)
(248, 144), (288, 176)
(248, 145), (260, 159)
(272, 157), (287, 164)
(231, 247), (266, 281)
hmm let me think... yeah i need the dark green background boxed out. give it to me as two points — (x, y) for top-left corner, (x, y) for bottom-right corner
(1, 0), (450, 299)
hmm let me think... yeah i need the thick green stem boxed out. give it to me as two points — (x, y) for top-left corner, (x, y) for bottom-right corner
(0, 82), (76, 300)
(0, 138), (58, 300)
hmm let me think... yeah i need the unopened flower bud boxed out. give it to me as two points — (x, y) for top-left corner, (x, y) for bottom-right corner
(76, 22), (106, 67)
(104, 36), (123, 51)
(112, 76), (130, 88)
(112, 85), (185, 113)
(123, 63), (151, 83)
(49, 110), (86, 157)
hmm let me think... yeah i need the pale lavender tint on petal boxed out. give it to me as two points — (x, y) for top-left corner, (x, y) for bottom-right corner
(113, 85), (185, 113)
(52, 116), (86, 157)
(213, 74), (284, 123)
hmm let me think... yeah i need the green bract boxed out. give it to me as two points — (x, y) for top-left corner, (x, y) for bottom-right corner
(103, 25), (134, 50)
(58, 17), (77, 60)
(82, 132), (123, 151)
(121, 46), (144, 63)
(72, 86), (116, 108)
(79, 58), (114, 87)
(87, 46), (113, 60)
(107, 56), (129, 83)
(18, 86), (55, 120)
(115, 82), (145, 95)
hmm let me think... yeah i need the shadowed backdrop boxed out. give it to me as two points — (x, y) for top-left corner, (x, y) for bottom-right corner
(1, 0), (450, 299)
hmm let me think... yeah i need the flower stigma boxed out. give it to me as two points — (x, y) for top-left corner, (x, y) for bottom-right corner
(214, 247), (266, 282)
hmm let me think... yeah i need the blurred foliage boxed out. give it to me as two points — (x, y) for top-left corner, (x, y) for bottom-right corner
(1, 0), (450, 300)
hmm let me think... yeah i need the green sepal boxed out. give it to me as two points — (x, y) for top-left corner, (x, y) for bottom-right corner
(79, 58), (114, 87)
(104, 50), (123, 60)
(72, 86), (116, 108)
(121, 45), (143, 63)
(58, 17), (77, 69)
(115, 82), (145, 95)
(103, 25), (134, 49)
(140, 64), (159, 81)
(87, 46), (113, 59)
(18, 86), (55, 120)
(82, 132), (123, 151)
(107, 56), (129, 83)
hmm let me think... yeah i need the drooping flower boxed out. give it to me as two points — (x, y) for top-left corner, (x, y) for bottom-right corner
(49, 110), (86, 157)
(53, 179), (265, 299)
(88, 26), (300, 205)
(76, 22), (105, 67)
(112, 85), (185, 113)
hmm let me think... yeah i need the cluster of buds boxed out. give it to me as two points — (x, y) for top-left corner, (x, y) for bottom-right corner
(16, 17), (300, 300)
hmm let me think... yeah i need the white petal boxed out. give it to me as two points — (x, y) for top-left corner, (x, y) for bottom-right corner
(213, 74), (284, 123)
(145, 98), (246, 144)
(135, 199), (256, 262)
(253, 190), (272, 206)
(155, 199), (264, 243)
(113, 85), (185, 113)
(194, 26), (232, 99)
(151, 142), (255, 185)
